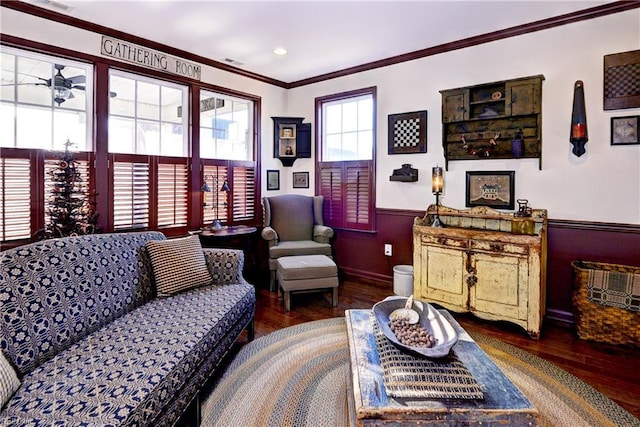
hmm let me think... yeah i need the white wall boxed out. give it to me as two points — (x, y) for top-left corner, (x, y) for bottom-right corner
(3, 8), (639, 223)
(287, 10), (640, 224)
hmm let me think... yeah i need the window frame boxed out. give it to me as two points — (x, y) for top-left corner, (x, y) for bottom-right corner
(315, 87), (377, 232)
(0, 42), (262, 248)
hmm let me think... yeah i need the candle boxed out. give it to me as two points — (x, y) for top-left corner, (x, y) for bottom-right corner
(572, 123), (586, 139)
(432, 166), (443, 193)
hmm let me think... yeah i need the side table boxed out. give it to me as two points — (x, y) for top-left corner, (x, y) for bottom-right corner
(345, 309), (539, 426)
(190, 225), (258, 268)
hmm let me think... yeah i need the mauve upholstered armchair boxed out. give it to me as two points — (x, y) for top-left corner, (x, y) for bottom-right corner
(261, 194), (334, 291)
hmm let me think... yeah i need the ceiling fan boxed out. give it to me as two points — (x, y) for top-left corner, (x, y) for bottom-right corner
(46, 64), (86, 105)
(2, 64), (116, 105)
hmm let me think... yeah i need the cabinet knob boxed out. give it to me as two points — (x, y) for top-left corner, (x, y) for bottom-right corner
(466, 274), (478, 286)
(490, 243), (503, 251)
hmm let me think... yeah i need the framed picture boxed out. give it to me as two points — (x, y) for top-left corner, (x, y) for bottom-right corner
(279, 124), (296, 139)
(611, 116), (640, 145)
(465, 171), (515, 210)
(388, 110), (427, 154)
(279, 140), (296, 157)
(604, 49), (640, 110)
(292, 171), (309, 189)
(266, 170), (280, 191)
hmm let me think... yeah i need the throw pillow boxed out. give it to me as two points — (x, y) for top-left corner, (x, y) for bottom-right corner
(146, 235), (212, 296)
(0, 351), (20, 408)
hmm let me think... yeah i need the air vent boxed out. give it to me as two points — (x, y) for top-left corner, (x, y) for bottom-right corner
(32, 0), (73, 11)
(223, 58), (244, 66)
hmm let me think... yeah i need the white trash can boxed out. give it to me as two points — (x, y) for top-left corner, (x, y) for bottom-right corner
(393, 265), (414, 296)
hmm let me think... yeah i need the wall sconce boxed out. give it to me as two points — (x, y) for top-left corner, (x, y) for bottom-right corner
(570, 80), (588, 157)
(431, 166), (445, 228)
(201, 175), (230, 230)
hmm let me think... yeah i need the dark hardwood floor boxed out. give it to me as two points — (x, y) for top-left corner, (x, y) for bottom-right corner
(241, 275), (640, 420)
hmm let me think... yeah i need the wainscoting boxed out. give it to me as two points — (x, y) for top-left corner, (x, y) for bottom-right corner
(332, 208), (640, 326)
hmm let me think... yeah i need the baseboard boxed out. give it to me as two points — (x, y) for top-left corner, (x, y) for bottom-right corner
(341, 267), (391, 287)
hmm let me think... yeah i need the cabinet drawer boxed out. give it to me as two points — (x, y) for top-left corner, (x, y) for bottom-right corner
(470, 239), (528, 255)
(421, 235), (468, 249)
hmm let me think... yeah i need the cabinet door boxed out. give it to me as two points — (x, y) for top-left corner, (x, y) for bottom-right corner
(296, 122), (312, 158)
(469, 251), (529, 321)
(417, 244), (468, 310)
(441, 89), (469, 123)
(505, 79), (541, 116)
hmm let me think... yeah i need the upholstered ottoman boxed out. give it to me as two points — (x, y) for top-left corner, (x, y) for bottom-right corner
(276, 255), (339, 311)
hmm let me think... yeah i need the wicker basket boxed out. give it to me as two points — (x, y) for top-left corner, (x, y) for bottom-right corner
(572, 260), (640, 346)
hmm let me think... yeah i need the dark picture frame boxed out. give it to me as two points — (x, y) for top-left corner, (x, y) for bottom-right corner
(292, 171), (309, 189)
(611, 116), (640, 145)
(266, 170), (280, 191)
(388, 110), (427, 154)
(604, 49), (640, 110)
(465, 171), (515, 210)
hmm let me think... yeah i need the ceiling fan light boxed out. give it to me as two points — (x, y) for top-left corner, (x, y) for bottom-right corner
(53, 86), (72, 105)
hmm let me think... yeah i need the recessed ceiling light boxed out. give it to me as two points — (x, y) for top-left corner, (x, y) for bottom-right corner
(273, 47), (288, 56)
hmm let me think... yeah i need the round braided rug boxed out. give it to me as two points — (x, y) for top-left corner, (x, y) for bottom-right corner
(202, 318), (639, 427)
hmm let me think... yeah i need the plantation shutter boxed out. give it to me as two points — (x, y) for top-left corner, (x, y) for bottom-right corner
(202, 165), (229, 225)
(232, 166), (255, 222)
(318, 164), (344, 228)
(113, 160), (150, 230)
(318, 162), (372, 230)
(345, 163), (371, 230)
(157, 161), (188, 228)
(0, 157), (31, 241)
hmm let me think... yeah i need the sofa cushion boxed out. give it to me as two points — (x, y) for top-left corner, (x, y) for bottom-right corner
(0, 282), (256, 426)
(269, 195), (314, 241)
(146, 235), (212, 296)
(0, 352), (19, 408)
(0, 231), (164, 376)
(269, 240), (332, 258)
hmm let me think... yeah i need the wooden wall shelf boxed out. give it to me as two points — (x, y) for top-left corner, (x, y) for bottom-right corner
(440, 75), (544, 170)
(272, 117), (311, 167)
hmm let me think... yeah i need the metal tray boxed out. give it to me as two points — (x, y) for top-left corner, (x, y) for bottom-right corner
(373, 296), (458, 358)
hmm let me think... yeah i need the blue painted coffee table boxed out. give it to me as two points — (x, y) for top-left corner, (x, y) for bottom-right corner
(345, 309), (539, 426)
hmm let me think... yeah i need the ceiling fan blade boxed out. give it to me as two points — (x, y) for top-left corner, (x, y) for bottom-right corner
(67, 75), (86, 85)
(1, 82), (50, 87)
(72, 85), (86, 91)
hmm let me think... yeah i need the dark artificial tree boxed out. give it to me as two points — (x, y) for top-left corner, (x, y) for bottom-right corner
(44, 139), (99, 239)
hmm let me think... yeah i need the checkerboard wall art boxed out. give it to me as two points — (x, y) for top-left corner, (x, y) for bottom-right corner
(388, 111), (427, 154)
(604, 49), (640, 110)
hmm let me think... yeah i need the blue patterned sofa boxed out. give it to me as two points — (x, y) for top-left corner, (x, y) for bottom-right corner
(0, 231), (256, 426)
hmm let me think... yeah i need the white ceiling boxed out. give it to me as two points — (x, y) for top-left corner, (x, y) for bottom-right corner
(28, 0), (611, 83)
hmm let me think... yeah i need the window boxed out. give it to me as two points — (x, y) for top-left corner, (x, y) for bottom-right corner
(200, 90), (253, 161)
(199, 90), (256, 226)
(1, 48), (93, 246)
(1, 44), (260, 245)
(316, 88), (376, 231)
(108, 70), (189, 231)
(1, 47), (92, 151)
(109, 70), (187, 156)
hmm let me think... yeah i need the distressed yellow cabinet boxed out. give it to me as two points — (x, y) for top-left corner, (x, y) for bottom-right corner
(413, 205), (547, 338)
